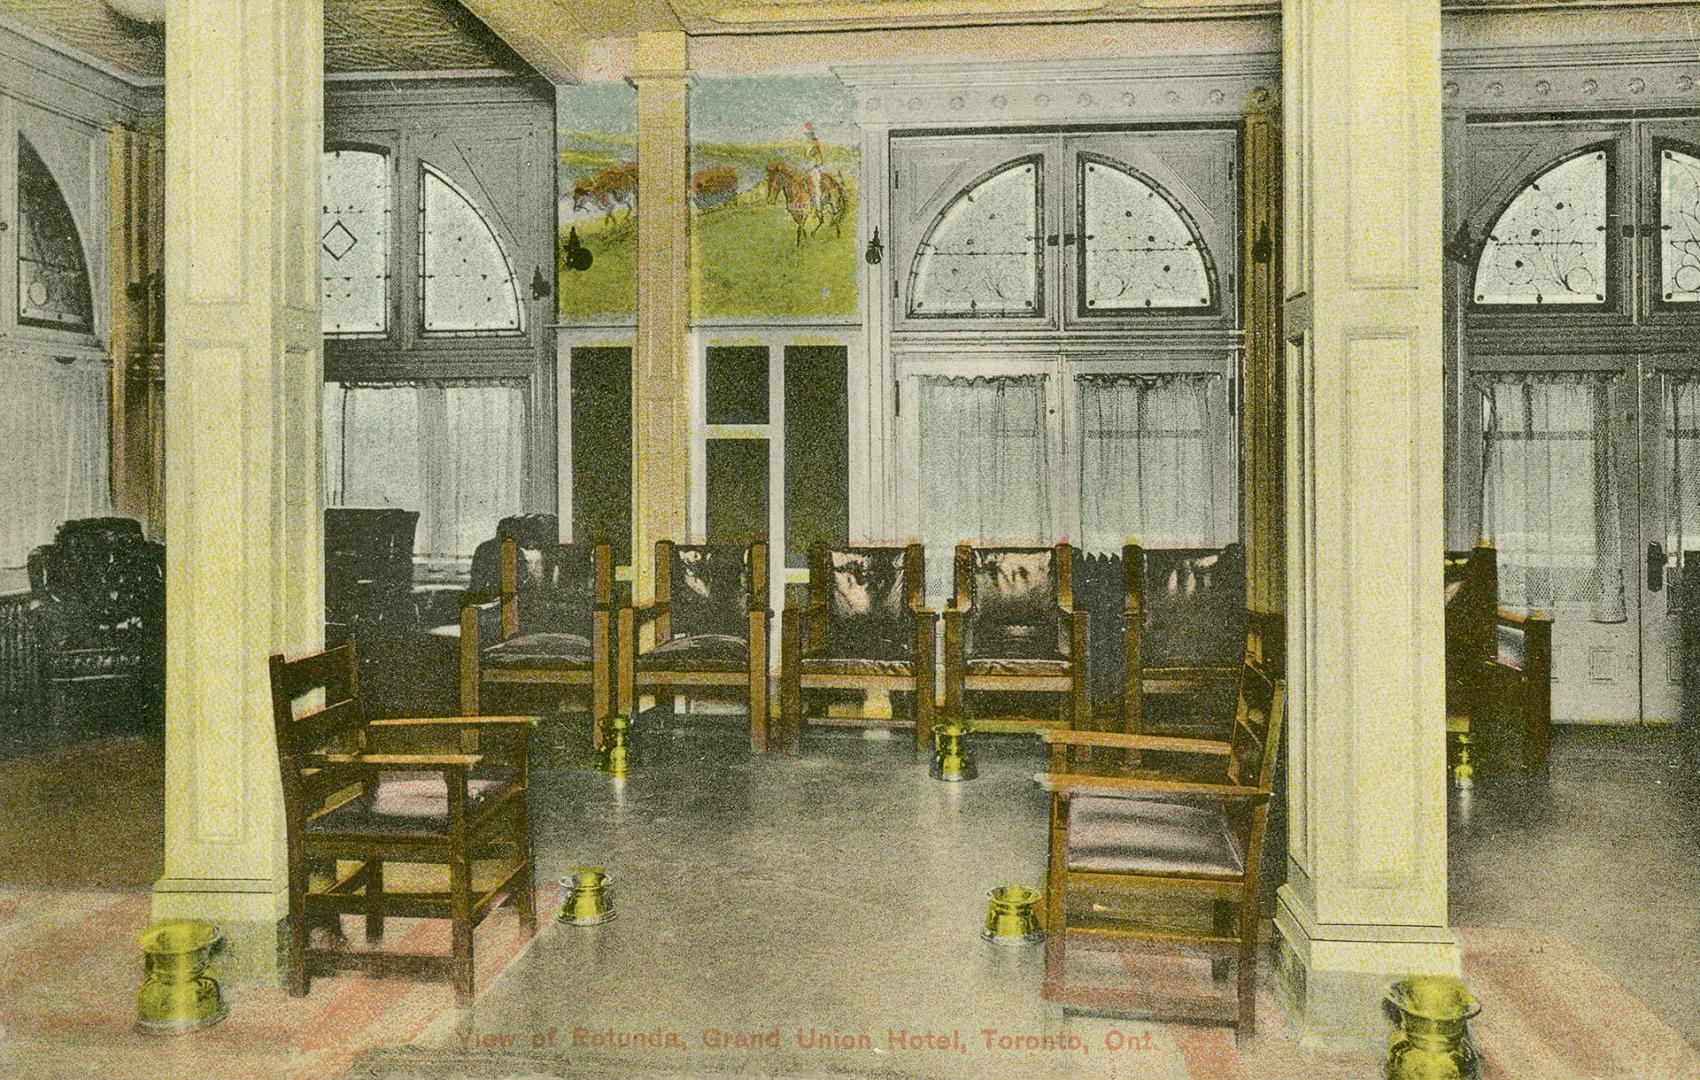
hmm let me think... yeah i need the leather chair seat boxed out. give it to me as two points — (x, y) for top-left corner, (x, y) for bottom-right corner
(482, 632), (592, 669)
(971, 625), (1063, 662)
(636, 632), (749, 671)
(1066, 794), (1244, 878)
(966, 656), (1071, 676)
(308, 768), (517, 835)
(799, 655), (914, 676)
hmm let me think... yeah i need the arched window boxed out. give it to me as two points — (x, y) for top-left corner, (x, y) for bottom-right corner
(907, 156), (1042, 319)
(1660, 146), (1700, 304)
(320, 148), (391, 336)
(16, 135), (93, 333)
(1473, 148), (1609, 306)
(419, 163), (522, 335)
(1078, 156), (1214, 313)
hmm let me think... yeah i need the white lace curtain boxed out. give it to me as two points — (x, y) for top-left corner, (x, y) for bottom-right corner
(917, 374), (1050, 602)
(1480, 372), (1626, 622)
(324, 381), (525, 562)
(0, 348), (111, 572)
(1079, 372), (1220, 553)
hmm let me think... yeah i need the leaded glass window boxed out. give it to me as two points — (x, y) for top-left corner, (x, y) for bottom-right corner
(907, 157), (1042, 319)
(1079, 158), (1212, 313)
(320, 149), (391, 336)
(1660, 147), (1700, 304)
(419, 163), (522, 335)
(1473, 149), (1609, 306)
(16, 136), (92, 333)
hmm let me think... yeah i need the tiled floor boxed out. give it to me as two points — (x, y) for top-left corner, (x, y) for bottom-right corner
(2, 715), (1698, 1078)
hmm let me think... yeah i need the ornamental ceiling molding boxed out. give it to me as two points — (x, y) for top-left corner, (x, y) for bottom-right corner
(1442, 41), (1700, 113)
(668, 0), (1689, 36)
(834, 54), (1279, 128)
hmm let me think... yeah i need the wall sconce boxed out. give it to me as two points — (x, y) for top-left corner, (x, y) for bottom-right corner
(864, 226), (884, 266)
(531, 266), (551, 301)
(561, 226), (592, 272)
(1250, 223), (1271, 265)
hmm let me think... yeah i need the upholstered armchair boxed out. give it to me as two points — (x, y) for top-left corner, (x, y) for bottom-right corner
(26, 517), (165, 732)
(618, 539), (772, 750)
(1039, 634), (1285, 1047)
(943, 543), (1087, 733)
(324, 507), (420, 646)
(778, 543), (935, 751)
(1124, 542), (1247, 737)
(459, 534), (613, 739)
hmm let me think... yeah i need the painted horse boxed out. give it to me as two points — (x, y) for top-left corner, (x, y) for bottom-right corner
(573, 161), (639, 226)
(764, 161), (849, 246)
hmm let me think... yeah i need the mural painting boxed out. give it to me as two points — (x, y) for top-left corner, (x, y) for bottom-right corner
(556, 82), (638, 321)
(690, 75), (859, 319)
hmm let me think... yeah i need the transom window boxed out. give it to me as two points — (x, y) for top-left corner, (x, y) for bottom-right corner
(16, 135), (92, 333)
(907, 157), (1042, 319)
(419, 163), (522, 335)
(319, 149), (525, 338)
(320, 148), (391, 337)
(1660, 147), (1700, 303)
(1079, 157), (1213, 313)
(1473, 148), (1608, 307)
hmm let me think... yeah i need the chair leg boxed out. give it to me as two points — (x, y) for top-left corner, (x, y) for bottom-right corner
(365, 861), (384, 943)
(287, 867), (309, 998)
(1211, 900), (1233, 984)
(450, 852), (475, 1005)
(1235, 894), (1259, 1047)
(514, 800), (536, 937)
(1042, 798), (1068, 1001)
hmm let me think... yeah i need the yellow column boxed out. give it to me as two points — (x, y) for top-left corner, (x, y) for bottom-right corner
(1276, 0), (1459, 1046)
(152, 0), (324, 983)
(630, 32), (691, 599)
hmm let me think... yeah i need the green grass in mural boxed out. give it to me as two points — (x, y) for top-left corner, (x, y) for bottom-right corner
(558, 214), (636, 321)
(691, 174), (859, 319)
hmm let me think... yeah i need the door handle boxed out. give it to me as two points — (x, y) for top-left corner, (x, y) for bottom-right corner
(1648, 541), (1666, 592)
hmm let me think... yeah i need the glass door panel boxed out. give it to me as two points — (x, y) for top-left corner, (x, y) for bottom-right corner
(1477, 366), (1640, 721)
(1640, 364), (1700, 722)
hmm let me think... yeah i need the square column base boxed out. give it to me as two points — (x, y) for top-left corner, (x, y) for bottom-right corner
(153, 877), (289, 986)
(1272, 883), (1462, 1051)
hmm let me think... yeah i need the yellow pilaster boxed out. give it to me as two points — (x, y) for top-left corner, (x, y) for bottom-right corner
(630, 31), (691, 599)
(1275, 0), (1459, 1047)
(153, 0), (324, 983)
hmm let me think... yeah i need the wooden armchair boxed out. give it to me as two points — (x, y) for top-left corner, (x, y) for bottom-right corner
(943, 543), (1088, 733)
(778, 543), (935, 751)
(1124, 542), (1247, 737)
(268, 642), (536, 1005)
(1445, 541), (1553, 782)
(617, 538), (772, 750)
(1039, 641), (1285, 1047)
(459, 536), (613, 742)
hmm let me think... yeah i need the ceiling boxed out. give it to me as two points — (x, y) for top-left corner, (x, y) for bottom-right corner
(0, 0), (1687, 85)
(0, 0), (534, 80)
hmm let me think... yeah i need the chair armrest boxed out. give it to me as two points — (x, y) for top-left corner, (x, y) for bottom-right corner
(366, 715), (538, 729)
(1038, 728), (1233, 755)
(313, 751), (484, 769)
(628, 599), (671, 626)
(1040, 771), (1268, 800)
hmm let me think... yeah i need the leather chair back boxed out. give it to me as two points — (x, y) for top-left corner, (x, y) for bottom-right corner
(506, 540), (604, 636)
(325, 508), (418, 592)
(813, 544), (922, 659)
(1140, 544), (1246, 669)
(27, 517), (164, 651)
(661, 540), (766, 639)
(470, 514), (560, 594)
(956, 543), (1073, 659)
